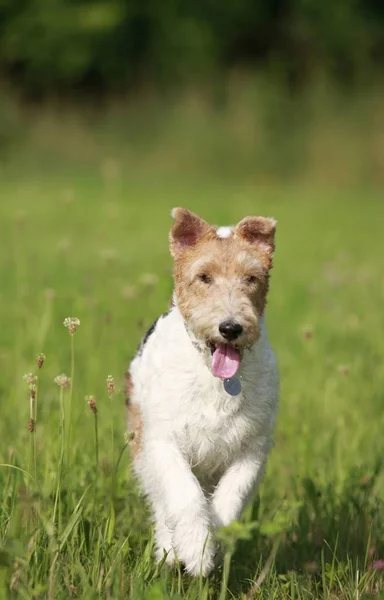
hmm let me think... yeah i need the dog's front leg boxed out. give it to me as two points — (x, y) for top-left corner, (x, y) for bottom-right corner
(144, 440), (215, 576)
(210, 440), (270, 528)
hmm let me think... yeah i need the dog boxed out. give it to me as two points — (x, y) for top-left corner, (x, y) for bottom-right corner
(125, 208), (279, 576)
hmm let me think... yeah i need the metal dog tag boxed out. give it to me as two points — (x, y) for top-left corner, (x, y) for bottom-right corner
(223, 376), (242, 396)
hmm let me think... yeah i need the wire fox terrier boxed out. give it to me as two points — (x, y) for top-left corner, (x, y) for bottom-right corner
(125, 208), (279, 576)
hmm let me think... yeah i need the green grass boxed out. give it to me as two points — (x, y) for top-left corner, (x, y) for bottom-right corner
(0, 166), (384, 599)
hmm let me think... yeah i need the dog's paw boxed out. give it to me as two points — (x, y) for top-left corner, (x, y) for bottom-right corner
(172, 517), (215, 577)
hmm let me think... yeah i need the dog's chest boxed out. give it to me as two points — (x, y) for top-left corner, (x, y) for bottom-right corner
(177, 387), (256, 474)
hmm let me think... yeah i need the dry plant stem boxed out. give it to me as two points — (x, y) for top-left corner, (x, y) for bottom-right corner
(94, 412), (99, 471)
(29, 393), (35, 479)
(91, 411), (99, 530)
(67, 334), (75, 460)
(28, 436), (34, 495)
(53, 388), (65, 530)
(245, 537), (280, 599)
(33, 385), (37, 478)
(110, 394), (115, 492)
(108, 393), (116, 542)
(27, 384), (37, 488)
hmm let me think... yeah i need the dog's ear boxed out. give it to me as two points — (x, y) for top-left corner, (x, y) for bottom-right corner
(234, 216), (276, 266)
(169, 208), (214, 257)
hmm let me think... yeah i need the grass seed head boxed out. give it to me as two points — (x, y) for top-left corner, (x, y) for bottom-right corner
(85, 395), (97, 414)
(106, 375), (115, 396)
(63, 317), (80, 335)
(54, 373), (71, 388)
(37, 353), (46, 369)
(23, 373), (37, 386)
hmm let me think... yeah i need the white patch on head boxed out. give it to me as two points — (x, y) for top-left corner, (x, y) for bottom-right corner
(216, 226), (233, 239)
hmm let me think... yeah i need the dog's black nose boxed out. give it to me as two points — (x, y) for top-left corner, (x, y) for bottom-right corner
(219, 321), (243, 341)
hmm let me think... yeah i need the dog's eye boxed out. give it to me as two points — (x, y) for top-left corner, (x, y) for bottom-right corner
(198, 273), (212, 284)
(246, 275), (258, 284)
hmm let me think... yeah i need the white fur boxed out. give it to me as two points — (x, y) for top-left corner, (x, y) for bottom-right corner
(128, 306), (278, 576)
(216, 225), (233, 238)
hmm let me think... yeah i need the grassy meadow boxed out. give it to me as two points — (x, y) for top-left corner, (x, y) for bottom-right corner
(0, 91), (384, 598)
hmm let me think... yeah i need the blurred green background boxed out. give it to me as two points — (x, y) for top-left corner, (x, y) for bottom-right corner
(1, 0), (383, 91)
(0, 0), (383, 184)
(1, 3), (384, 599)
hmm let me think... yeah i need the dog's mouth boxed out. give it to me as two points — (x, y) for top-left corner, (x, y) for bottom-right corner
(207, 342), (241, 379)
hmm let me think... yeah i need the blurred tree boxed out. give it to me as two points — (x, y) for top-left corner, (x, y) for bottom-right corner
(0, 0), (382, 95)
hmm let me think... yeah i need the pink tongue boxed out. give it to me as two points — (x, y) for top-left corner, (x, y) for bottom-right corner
(212, 344), (241, 379)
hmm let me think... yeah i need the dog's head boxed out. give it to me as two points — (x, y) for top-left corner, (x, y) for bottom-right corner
(169, 208), (276, 378)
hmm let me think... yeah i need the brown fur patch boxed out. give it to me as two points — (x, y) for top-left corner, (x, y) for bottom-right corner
(169, 208), (215, 258)
(234, 216), (276, 271)
(125, 372), (143, 458)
